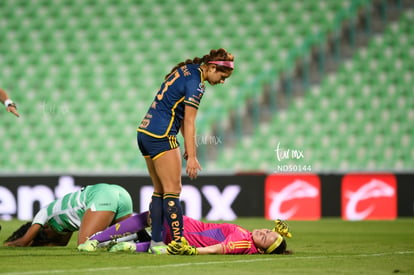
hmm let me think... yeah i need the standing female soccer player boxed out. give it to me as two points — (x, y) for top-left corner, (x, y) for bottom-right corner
(4, 183), (133, 247)
(137, 48), (234, 253)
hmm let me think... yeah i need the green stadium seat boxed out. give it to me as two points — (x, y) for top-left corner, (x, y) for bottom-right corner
(0, 0), (411, 173)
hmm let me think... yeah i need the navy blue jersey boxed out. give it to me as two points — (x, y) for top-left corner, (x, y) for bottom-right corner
(138, 64), (205, 138)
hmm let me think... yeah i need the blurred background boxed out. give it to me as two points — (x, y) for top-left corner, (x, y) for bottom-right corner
(0, 0), (412, 175)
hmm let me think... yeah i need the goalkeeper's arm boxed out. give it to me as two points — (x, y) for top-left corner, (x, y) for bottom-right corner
(196, 244), (224, 255)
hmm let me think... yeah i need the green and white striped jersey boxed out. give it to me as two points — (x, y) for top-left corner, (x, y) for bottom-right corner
(32, 183), (133, 233)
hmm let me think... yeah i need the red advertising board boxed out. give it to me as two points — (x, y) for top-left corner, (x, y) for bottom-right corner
(341, 174), (397, 220)
(265, 174), (321, 220)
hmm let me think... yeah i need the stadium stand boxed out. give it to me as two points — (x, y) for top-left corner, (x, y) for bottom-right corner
(214, 5), (413, 172)
(0, 0), (411, 173)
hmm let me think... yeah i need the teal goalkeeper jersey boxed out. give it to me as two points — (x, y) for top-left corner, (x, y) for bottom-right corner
(32, 184), (133, 233)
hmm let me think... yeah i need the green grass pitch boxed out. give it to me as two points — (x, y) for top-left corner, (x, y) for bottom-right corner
(1, 218), (413, 275)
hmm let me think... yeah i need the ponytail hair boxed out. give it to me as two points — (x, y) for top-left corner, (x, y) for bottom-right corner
(269, 239), (293, 255)
(165, 48), (234, 79)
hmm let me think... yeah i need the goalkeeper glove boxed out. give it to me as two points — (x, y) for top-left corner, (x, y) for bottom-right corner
(273, 219), (292, 238)
(167, 240), (185, 255)
(167, 237), (198, 255)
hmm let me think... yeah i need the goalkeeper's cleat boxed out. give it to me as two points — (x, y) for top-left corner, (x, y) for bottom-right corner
(77, 239), (99, 252)
(273, 219), (292, 238)
(148, 240), (168, 254)
(109, 241), (136, 253)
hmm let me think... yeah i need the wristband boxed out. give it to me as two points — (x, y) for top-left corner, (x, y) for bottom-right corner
(4, 99), (13, 107)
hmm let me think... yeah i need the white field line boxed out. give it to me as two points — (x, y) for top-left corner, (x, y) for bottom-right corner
(2, 250), (414, 275)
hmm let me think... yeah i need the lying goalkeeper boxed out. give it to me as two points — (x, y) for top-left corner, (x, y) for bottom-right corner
(79, 211), (293, 255)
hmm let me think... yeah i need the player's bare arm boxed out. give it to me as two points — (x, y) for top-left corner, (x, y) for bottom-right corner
(196, 244), (224, 255)
(183, 105), (201, 179)
(4, 224), (42, 247)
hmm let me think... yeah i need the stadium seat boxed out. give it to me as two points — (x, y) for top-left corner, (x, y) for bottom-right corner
(211, 7), (413, 172)
(0, 0), (411, 173)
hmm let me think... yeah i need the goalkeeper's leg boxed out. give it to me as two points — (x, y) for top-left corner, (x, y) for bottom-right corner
(109, 241), (151, 253)
(97, 233), (138, 248)
(89, 211), (149, 243)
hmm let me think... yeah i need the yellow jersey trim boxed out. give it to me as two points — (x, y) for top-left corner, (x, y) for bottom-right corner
(184, 100), (199, 109)
(197, 67), (204, 82)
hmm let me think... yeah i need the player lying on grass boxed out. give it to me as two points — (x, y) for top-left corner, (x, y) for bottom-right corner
(79, 211), (293, 255)
(3, 183), (133, 247)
